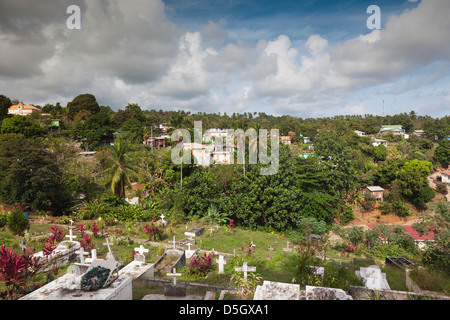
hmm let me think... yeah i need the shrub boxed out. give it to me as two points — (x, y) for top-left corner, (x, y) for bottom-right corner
(361, 193), (376, 212)
(435, 182), (448, 195)
(188, 252), (213, 276)
(7, 210), (30, 236)
(144, 219), (164, 241)
(391, 201), (410, 217)
(0, 212), (7, 229)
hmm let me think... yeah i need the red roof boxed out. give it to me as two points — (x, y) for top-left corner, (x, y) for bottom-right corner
(367, 225), (435, 241)
(441, 171), (450, 176)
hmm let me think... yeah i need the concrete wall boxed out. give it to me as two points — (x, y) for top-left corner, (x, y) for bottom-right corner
(348, 285), (449, 300)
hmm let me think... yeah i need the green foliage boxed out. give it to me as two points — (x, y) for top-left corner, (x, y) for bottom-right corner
(7, 210), (30, 236)
(1, 115), (45, 137)
(373, 144), (387, 161)
(67, 93), (100, 117)
(433, 139), (450, 166)
(0, 212), (7, 228)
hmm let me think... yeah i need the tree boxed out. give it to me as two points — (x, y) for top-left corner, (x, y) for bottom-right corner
(433, 140), (450, 167)
(1, 115), (45, 137)
(0, 135), (73, 215)
(67, 93), (100, 118)
(373, 144), (387, 161)
(0, 94), (12, 123)
(396, 159), (434, 206)
(101, 137), (137, 198)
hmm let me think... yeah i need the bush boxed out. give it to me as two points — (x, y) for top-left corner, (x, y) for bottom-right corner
(361, 193), (376, 212)
(435, 182), (448, 195)
(0, 212), (7, 228)
(7, 210), (30, 235)
(188, 252), (213, 276)
(391, 201), (410, 217)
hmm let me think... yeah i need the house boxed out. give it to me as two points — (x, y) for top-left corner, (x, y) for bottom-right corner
(280, 136), (292, 145)
(379, 125), (409, 139)
(361, 186), (384, 201)
(303, 137), (312, 144)
(203, 128), (229, 143)
(182, 142), (213, 166)
(144, 137), (165, 149)
(372, 138), (388, 147)
(413, 130), (426, 137)
(159, 123), (170, 134)
(354, 130), (365, 137)
(440, 171), (450, 183)
(367, 225), (435, 250)
(8, 101), (41, 116)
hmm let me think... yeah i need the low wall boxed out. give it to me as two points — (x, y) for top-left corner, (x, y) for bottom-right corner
(348, 285), (449, 300)
(144, 278), (236, 293)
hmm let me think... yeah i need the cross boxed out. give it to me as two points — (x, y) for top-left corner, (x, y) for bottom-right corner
(75, 247), (89, 264)
(69, 219), (74, 226)
(234, 262), (256, 280)
(167, 268), (182, 285)
(209, 227), (215, 236)
(65, 228), (77, 242)
(160, 213), (166, 224)
(134, 244), (149, 256)
(103, 237), (114, 253)
(85, 249), (97, 264)
(286, 240), (290, 249)
(186, 242), (192, 251)
(250, 241), (255, 247)
(168, 236), (176, 249)
(216, 255), (227, 274)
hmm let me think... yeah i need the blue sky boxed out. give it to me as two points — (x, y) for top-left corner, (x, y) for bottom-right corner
(0, 0), (449, 118)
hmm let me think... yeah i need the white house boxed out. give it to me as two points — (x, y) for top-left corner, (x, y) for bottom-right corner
(372, 138), (388, 147)
(440, 171), (450, 183)
(8, 101), (41, 116)
(354, 130), (365, 137)
(182, 142), (214, 166)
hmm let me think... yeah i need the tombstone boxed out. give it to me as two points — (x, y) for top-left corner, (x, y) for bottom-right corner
(103, 237), (119, 261)
(168, 236), (177, 249)
(216, 255), (227, 274)
(185, 242), (196, 259)
(283, 240), (293, 252)
(254, 281), (301, 300)
(65, 228), (77, 243)
(305, 285), (353, 300)
(75, 247), (89, 264)
(74, 247), (90, 275)
(125, 197), (139, 205)
(356, 265), (390, 290)
(85, 249), (98, 264)
(309, 266), (325, 279)
(165, 268), (185, 297)
(184, 226), (204, 238)
(159, 214), (167, 226)
(134, 245), (149, 263)
(235, 262), (256, 280)
(20, 237), (28, 252)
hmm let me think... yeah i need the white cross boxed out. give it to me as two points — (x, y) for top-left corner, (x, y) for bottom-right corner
(234, 262), (256, 280)
(103, 237), (114, 253)
(134, 245), (149, 256)
(209, 228), (215, 236)
(167, 268), (182, 285)
(85, 249), (97, 264)
(69, 219), (74, 226)
(186, 243), (192, 251)
(250, 241), (255, 247)
(75, 247), (89, 264)
(216, 255), (227, 274)
(65, 228), (77, 242)
(286, 241), (290, 249)
(160, 214), (166, 224)
(168, 236), (177, 249)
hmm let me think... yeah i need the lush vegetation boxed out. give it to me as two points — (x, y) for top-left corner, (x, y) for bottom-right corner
(0, 93), (449, 299)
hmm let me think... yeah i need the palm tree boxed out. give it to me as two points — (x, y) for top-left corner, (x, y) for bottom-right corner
(101, 137), (137, 198)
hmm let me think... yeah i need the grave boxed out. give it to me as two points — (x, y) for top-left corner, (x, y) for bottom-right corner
(254, 281), (301, 300)
(20, 259), (132, 300)
(283, 240), (293, 252)
(305, 285), (353, 300)
(234, 262), (256, 280)
(32, 240), (81, 272)
(216, 255), (227, 274)
(184, 242), (196, 259)
(103, 237), (119, 262)
(355, 265), (390, 290)
(185, 226), (204, 238)
(386, 256), (414, 269)
(134, 245), (149, 263)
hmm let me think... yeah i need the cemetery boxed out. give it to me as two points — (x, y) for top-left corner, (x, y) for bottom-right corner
(1, 211), (449, 301)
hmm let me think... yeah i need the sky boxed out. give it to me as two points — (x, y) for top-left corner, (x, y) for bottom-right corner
(0, 0), (449, 118)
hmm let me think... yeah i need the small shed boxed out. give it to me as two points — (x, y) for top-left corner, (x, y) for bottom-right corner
(440, 171), (450, 183)
(362, 186), (384, 201)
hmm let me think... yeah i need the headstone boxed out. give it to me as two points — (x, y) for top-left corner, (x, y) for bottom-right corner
(283, 240), (293, 252)
(165, 268), (186, 297)
(75, 247), (89, 264)
(185, 242), (196, 259)
(134, 245), (149, 263)
(254, 281), (301, 300)
(159, 214), (166, 226)
(309, 266), (325, 279)
(85, 249), (98, 264)
(305, 285), (353, 300)
(216, 255), (227, 274)
(235, 262), (256, 280)
(168, 236), (177, 249)
(356, 265), (390, 290)
(185, 226), (204, 238)
(65, 228), (77, 243)
(103, 237), (118, 261)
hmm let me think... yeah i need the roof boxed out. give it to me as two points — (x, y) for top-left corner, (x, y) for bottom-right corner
(8, 101), (40, 110)
(367, 225), (435, 241)
(365, 186), (384, 192)
(380, 125), (403, 129)
(280, 136), (292, 141)
(440, 171), (450, 176)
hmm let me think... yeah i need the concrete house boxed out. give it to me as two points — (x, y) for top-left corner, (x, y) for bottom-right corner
(8, 101), (41, 116)
(361, 186), (384, 201)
